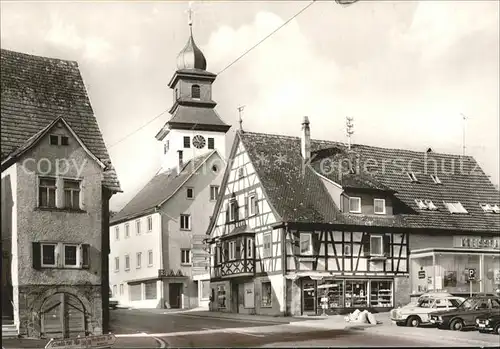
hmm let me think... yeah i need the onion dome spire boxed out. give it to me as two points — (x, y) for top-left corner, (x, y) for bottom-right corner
(176, 4), (207, 70)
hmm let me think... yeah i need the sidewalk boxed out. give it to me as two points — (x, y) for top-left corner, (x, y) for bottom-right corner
(288, 311), (391, 330)
(1, 336), (161, 349)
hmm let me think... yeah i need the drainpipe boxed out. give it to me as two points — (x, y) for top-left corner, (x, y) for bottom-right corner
(156, 207), (165, 308)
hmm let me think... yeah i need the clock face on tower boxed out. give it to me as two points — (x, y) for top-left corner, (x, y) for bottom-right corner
(192, 135), (206, 149)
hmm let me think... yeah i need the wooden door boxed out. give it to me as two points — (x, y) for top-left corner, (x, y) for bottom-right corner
(41, 293), (86, 339)
(169, 283), (182, 309)
(231, 283), (239, 313)
(302, 280), (317, 315)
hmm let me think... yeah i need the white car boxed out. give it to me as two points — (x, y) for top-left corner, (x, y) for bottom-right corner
(391, 295), (465, 327)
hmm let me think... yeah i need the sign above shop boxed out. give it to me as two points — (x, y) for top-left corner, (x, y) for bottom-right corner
(454, 236), (500, 250)
(418, 270), (426, 279)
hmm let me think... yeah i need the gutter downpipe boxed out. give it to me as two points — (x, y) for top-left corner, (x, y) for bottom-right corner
(155, 207), (165, 308)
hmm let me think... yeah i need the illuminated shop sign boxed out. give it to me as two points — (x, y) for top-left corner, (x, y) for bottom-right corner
(454, 236), (500, 250)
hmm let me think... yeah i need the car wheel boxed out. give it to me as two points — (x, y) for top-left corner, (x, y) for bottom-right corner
(449, 319), (464, 331)
(495, 324), (500, 335)
(406, 316), (421, 327)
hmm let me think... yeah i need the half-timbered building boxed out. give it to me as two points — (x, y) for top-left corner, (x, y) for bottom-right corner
(206, 117), (500, 316)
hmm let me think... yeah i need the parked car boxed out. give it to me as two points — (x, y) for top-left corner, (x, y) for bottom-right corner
(429, 296), (500, 331)
(109, 288), (119, 310)
(476, 314), (500, 335)
(391, 294), (465, 327)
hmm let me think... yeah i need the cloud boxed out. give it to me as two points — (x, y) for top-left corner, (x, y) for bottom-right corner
(44, 13), (114, 63)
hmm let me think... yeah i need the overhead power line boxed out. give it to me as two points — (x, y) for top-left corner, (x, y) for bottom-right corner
(108, 0), (319, 150)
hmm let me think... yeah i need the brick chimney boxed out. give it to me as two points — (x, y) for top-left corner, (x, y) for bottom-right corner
(301, 116), (311, 161)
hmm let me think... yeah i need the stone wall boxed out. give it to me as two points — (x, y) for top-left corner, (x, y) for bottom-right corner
(17, 285), (102, 338)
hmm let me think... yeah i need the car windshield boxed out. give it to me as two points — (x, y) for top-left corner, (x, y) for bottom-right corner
(458, 298), (487, 310)
(418, 298), (434, 308)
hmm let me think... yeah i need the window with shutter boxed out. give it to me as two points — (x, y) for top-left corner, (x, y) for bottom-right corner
(383, 235), (391, 257)
(362, 234), (370, 256)
(32, 242), (41, 269)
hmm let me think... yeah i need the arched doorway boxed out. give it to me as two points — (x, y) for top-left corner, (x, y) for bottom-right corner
(40, 292), (86, 339)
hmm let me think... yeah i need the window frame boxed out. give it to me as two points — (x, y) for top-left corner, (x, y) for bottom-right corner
(229, 200), (238, 222)
(180, 214), (191, 230)
(115, 226), (120, 240)
(63, 178), (81, 210)
(191, 84), (201, 99)
(124, 254), (130, 271)
(148, 250), (153, 267)
(183, 136), (191, 148)
(125, 223), (130, 238)
(38, 176), (57, 208)
(41, 243), (57, 268)
(186, 187), (194, 199)
(261, 281), (273, 308)
(407, 172), (419, 182)
(370, 235), (384, 256)
(248, 195), (256, 216)
(63, 244), (79, 268)
(147, 216), (153, 232)
(114, 257), (120, 272)
(136, 219), (141, 235)
(349, 197), (361, 213)
(208, 137), (214, 150)
(299, 233), (313, 255)
(373, 198), (386, 215)
(181, 249), (191, 265)
(136, 252), (142, 269)
(49, 134), (69, 146)
(228, 241), (236, 260)
(263, 233), (272, 258)
(247, 238), (253, 259)
(430, 174), (442, 184)
(210, 185), (219, 201)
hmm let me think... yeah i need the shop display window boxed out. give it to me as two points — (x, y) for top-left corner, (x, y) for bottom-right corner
(370, 280), (393, 307)
(345, 280), (367, 308)
(483, 255), (500, 294)
(261, 282), (272, 307)
(436, 254), (480, 294)
(317, 280), (344, 309)
(217, 285), (226, 309)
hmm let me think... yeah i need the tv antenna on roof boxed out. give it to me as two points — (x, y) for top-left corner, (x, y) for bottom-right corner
(460, 113), (467, 156)
(346, 116), (354, 150)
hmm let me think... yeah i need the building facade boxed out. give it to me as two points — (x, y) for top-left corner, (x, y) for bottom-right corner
(109, 22), (230, 309)
(1, 49), (121, 338)
(207, 117), (500, 316)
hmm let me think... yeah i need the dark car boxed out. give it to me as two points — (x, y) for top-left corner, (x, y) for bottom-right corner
(429, 296), (500, 331)
(476, 314), (500, 335)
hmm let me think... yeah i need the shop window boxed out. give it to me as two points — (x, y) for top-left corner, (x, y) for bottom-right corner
(345, 280), (367, 308)
(370, 236), (383, 256)
(217, 285), (226, 309)
(261, 282), (272, 307)
(129, 283), (142, 301)
(144, 281), (157, 300)
(317, 279), (344, 310)
(369, 280), (393, 308)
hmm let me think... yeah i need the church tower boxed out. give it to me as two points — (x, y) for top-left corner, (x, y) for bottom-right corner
(156, 10), (231, 173)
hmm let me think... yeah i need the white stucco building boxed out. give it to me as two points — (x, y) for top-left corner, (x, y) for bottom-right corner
(109, 21), (231, 309)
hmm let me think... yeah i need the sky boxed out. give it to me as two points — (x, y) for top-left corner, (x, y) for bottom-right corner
(1, 0), (498, 211)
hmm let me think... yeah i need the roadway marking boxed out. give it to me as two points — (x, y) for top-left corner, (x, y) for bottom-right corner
(141, 332), (167, 348)
(225, 330), (266, 337)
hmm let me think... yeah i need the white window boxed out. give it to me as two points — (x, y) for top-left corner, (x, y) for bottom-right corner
(125, 223), (130, 238)
(148, 250), (153, 266)
(261, 282), (272, 307)
(147, 216), (153, 232)
(181, 249), (191, 264)
(41, 243), (57, 267)
(114, 257), (119, 272)
(229, 200), (238, 221)
(114, 226), (119, 240)
(349, 197), (361, 213)
(136, 219), (141, 235)
(424, 200), (438, 211)
(210, 185), (219, 201)
(180, 214), (191, 230)
(63, 179), (81, 210)
(63, 244), (79, 268)
(373, 199), (386, 214)
(186, 187), (194, 199)
(415, 199), (428, 210)
(444, 202), (468, 214)
(248, 195), (256, 216)
(247, 238), (253, 258)
(481, 203), (493, 212)
(120, 284), (124, 296)
(228, 241), (236, 260)
(300, 233), (312, 255)
(38, 177), (56, 208)
(136, 252), (142, 268)
(370, 235), (383, 256)
(407, 172), (418, 182)
(430, 174), (442, 184)
(263, 233), (272, 258)
(125, 254), (130, 271)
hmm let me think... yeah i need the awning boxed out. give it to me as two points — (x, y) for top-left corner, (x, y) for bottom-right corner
(285, 272), (336, 281)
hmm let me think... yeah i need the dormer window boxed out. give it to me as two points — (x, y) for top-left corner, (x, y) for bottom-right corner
(191, 84), (201, 99)
(407, 172), (419, 183)
(424, 200), (438, 211)
(444, 201), (468, 214)
(430, 174), (442, 184)
(373, 199), (386, 215)
(415, 199), (428, 210)
(49, 135), (69, 146)
(493, 205), (500, 213)
(349, 197), (361, 213)
(481, 204), (500, 213)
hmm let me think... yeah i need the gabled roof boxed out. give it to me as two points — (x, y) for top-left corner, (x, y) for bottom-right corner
(222, 131), (499, 233)
(1, 116), (105, 169)
(111, 150), (221, 225)
(0, 49), (121, 192)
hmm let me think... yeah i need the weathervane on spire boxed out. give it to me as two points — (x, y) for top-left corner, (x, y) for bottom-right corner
(346, 116), (354, 150)
(237, 106), (245, 132)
